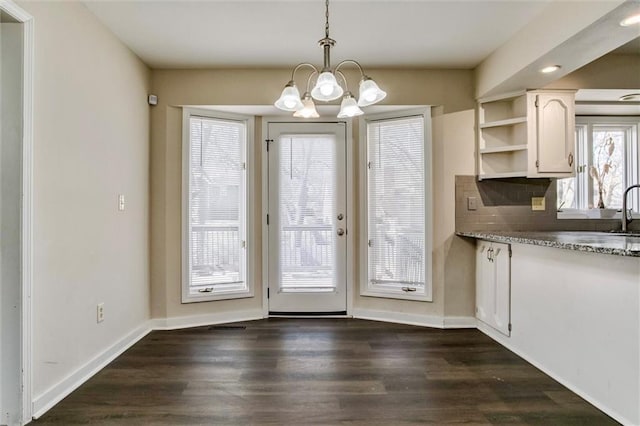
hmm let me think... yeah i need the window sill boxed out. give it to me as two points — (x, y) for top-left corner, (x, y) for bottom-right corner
(557, 210), (640, 220)
(360, 287), (433, 302)
(182, 288), (253, 304)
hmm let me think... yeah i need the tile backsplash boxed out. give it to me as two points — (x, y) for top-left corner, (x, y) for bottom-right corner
(455, 175), (639, 232)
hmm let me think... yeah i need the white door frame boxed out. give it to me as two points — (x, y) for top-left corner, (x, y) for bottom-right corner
(261, 117), (354, 317)
(0, 1), (34, 423)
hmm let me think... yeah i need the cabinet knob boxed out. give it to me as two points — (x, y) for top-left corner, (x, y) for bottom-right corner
(568, 153), (574, 167)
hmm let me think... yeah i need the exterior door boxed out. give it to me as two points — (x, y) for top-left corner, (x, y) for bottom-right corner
(267, 122), (347, 313)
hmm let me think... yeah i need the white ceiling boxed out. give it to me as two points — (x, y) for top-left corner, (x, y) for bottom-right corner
(83, 0), (553, 69)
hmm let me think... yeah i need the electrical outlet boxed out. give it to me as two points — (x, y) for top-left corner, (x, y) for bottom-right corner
(531, 197), (546, 211)
(467, 196), (478, 211)
(118, 194), (125, 211)
(97, 303), (105, 323)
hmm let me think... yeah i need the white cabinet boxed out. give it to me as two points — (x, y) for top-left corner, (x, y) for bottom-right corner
(476, 241), (511, 336)
(477, 90), (576, 180)
(529, 92), (575, 175)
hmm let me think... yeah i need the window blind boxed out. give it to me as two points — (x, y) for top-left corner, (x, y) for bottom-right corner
(367, 116), (425, 291)
(188, 116), (247, 294)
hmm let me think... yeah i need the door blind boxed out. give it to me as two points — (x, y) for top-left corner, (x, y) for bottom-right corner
(188, 116), (247, 293)
(367, 116), (425, 290)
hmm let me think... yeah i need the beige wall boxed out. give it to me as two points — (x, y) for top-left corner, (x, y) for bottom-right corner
(433, 110), (477, 318)
(17, 1), (150, 398)
(150, 68), (476, 321)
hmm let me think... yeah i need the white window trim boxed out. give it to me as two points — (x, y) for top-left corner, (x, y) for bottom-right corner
(359, 108), (433, 302)
(558, 116), (640, 219)
(181, 107), (255, 303)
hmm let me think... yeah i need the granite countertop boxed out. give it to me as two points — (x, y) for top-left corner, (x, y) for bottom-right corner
(456, 231), (640, 257)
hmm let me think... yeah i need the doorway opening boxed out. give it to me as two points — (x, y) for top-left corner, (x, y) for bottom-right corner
(0, 2), (33, 424)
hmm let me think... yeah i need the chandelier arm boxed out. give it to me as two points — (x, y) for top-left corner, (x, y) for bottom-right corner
(335, 70), (350, 92)
(305, 70), (319, 93)
(334, 59), (366, 78)
(290, 63), (319, 82)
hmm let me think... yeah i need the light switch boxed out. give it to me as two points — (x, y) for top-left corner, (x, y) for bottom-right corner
(531, 196), (545, 211)
(467, 197), (478, 211)
(118, 194), (125, 211)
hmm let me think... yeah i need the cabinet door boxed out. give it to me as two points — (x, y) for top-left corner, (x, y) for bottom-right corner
(476, 241), (511, 336)
(475, 242), (491, 324)
(535, 93), (575, 174)
(491, 242), (511, 336)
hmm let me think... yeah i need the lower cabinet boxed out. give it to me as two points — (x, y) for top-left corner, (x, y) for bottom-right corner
(476, 240), (511, 336)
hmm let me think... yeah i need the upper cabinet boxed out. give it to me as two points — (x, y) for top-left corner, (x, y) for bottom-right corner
(477, 90), (576, 180)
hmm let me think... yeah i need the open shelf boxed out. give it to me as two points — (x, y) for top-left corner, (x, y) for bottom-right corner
(478, 171), (528, 180)
(479, 123), (527, 151)
(479, 144), (528, 154)
(478, 91), (527, 123)
(479, 117), (527, 129)
(478, 149), (527, 179)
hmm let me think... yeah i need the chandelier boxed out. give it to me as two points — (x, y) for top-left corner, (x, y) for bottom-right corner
(274, 0), (387, 118)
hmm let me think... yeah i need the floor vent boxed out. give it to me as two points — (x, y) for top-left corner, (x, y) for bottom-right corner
(208, 325), (247, 330)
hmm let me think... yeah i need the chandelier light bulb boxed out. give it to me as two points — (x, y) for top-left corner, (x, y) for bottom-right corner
(311, 71), (343, 102)
(357, 77), (387, 107)
(293, 93), (320, 118)
(337, 92), (364, 118)
(284, 99), (297, 109)
(274, 81), (304, 112)
(320, 83), (334, 96)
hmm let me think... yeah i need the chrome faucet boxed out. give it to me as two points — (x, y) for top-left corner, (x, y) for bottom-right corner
(621, 184), (640, 232)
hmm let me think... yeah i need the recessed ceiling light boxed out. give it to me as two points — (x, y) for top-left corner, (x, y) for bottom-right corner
(619, 93), (640, 101)
(540, 65), (561, 74)
(620, 13), (640, 27)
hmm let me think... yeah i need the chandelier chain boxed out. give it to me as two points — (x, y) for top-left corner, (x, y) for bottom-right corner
(325, 0), (330, 38)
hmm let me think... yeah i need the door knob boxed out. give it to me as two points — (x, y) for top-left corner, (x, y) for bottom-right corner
(337, 228), (345, 236)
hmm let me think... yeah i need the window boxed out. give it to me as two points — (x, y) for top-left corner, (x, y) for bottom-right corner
(557, 117), (640, 216)
(360, 109), (432, 301)
(182, 109), (254, 302)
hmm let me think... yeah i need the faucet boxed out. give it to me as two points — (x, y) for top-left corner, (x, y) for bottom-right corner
(621, 184), (640, 232)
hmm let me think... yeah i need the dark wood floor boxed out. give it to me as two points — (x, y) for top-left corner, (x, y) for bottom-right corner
(34, 319), (618, 425)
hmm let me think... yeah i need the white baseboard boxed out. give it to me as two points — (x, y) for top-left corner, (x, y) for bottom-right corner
(32, 322), (152, 419)
(149, 308), (265, 331)
(442, 316), (477, 328)
(353, 308), (476, 329)
(350, 308), (441, 329)
(477, 322), (636, 426)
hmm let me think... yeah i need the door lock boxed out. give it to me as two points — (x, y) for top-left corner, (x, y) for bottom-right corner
(337, 213), (344, 221)
(337, 228), (345, 236)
